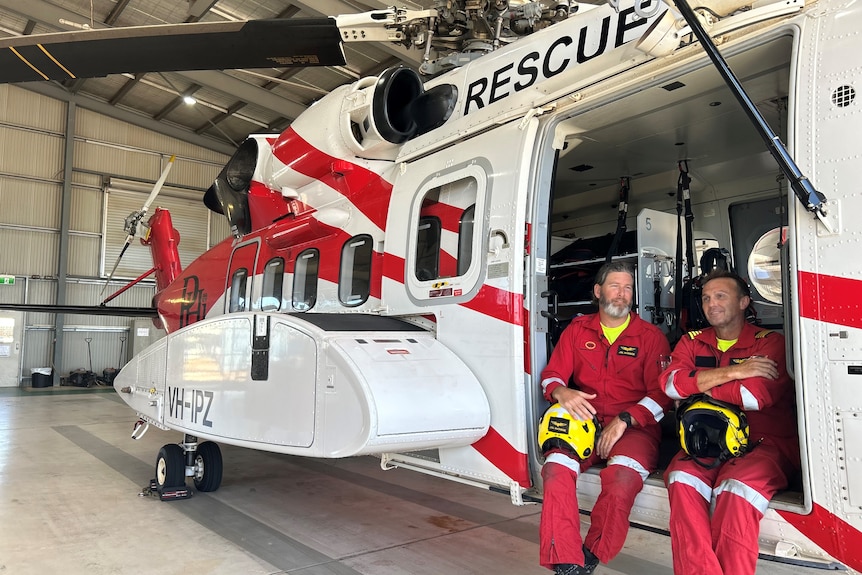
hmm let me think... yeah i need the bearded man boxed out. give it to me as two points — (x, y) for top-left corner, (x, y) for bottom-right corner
(539, 262), (671, 575)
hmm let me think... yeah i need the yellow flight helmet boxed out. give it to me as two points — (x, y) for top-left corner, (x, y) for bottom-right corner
(538, 403), (599, 460)
(677, 395), (750, 468)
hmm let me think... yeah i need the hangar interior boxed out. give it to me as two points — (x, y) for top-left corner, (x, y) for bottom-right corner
(0, 0), (431, 387)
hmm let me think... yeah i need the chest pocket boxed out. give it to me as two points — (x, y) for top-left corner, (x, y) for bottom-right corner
(695, 355), (717, 367)
(611, 344), (643, 375)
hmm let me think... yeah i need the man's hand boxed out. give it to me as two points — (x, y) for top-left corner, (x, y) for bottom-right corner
(734, 356), (779, 380)
(696, 356), (779, 393)
(596, 416), (627, 459)
(551, 386), (597, 422)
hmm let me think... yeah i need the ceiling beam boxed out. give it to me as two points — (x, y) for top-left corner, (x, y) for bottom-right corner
(276, 6), (302, 18)
(109, 73), (145, 105)
(18, 81), (236, 155)
(105, 0), (133, 26)
(155, 85), (202, 121)
(0, 0), (110, 30)
(354, 0), (422, 10)
(187, 0), (219, 19)
(178, 70), (308, 120)
(0, 0), (313, 123)
(196, 101), (248, 134)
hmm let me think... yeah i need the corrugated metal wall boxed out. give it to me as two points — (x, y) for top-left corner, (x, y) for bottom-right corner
(0, 84), (231, 385)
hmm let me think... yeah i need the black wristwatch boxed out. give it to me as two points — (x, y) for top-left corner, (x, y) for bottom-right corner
(618, 411), (633, 428)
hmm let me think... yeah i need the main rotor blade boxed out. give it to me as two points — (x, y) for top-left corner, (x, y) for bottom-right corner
(0, 303), (157, 317)
(0, 19), (345, 84)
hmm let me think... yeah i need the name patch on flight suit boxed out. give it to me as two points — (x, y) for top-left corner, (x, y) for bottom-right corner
(617, 345), (639, 358)
(695, 356), (718, 367)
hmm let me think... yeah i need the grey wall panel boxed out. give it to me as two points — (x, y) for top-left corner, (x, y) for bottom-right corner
(72, 171), (103, 188)
(0, 127), (64, 180)
(25, 279), (58, 326)
(27, 279), (58, 305)
(97, 282), (157, 309)
(0, 278), (25, 304)
(209, 212), (231, 248)
(71, 186), (104, 234)
(67, 235), (101, 277)
(62, 329), (130, 375)
(0, 229), (58, 276)
(73, 107), (212, 157)
(0, 176), (61, 228)
(22, 329), (54, 375)
(74, 139), (164, 183)
(1, 86), (65, 132)
(170, 157), (223, 191)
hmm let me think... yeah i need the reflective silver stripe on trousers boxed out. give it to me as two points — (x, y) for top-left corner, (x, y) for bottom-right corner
(714, 478), (770, 514)
(607, 455), (650, 482)
(664, 370), (683, 400)
(637, 396), (665, 422)
(541, 377), (566, 396)
(667, 470), (713, 503)
(545, 452), (582, 475)
(739, 385), (760, 410)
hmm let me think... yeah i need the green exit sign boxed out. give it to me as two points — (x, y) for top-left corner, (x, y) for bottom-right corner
(0, 275), (15, 285)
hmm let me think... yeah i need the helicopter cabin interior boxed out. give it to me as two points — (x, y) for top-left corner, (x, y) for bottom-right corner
(541, 32), (803, 510)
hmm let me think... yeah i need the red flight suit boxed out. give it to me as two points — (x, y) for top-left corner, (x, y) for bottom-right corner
(539, 312), (671, 570)
(661, 322), (800, 575)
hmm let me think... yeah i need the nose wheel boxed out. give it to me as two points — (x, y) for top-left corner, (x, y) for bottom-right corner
(152, 436), (223, 500)
(192, 441), (223, 492)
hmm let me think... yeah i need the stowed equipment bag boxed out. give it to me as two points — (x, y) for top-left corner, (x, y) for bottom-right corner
(681, 248), (732, 331)
(677, 394), (750, 468)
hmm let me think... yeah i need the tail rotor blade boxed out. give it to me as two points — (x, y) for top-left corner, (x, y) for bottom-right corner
(100, 155), (175, 296)
(101, 237), (133, 295)
(140, 155), (176, 219)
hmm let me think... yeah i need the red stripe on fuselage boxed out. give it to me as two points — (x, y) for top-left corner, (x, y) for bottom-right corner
(420, 199), (466, 234)
(473, 427), (530, 488)
(271, 128), (392, 231)
(383, 252), (406, 285)
(462, 285), (525, 327)
(798, 271), (862, 330)
(778, 504), (862, 570)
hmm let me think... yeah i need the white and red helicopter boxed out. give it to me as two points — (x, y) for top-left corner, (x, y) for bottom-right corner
(2, 0), (861, 570)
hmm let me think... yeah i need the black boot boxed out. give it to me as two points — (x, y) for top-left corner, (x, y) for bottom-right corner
(582, 546), (599, 574)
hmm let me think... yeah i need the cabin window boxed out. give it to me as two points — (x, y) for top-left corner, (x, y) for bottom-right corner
(292, 249), (319, 311)
(415, 216), (441, 280)
(457, 205), (475, 276)
(729, 197), (788, 328)
(229, 268), (248, 312)
(339, 235), (373, 306)
(261, 257), (284, 311)
(414, 177), (478, 281)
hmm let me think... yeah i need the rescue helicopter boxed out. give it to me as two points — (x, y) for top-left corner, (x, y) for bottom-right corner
(3, 0), (862, 570)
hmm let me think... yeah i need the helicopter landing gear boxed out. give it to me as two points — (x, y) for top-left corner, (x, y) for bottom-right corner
(151, 435), (223, 500)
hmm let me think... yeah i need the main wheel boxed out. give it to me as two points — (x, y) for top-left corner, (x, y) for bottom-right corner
(192, 441), (223, 492)
(156, 444), (185, 489)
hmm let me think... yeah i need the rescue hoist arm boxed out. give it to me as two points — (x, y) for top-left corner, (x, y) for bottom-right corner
(670, 0), (832, 231)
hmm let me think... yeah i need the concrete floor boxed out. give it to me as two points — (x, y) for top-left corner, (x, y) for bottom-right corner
(0, 387), (808, 575)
